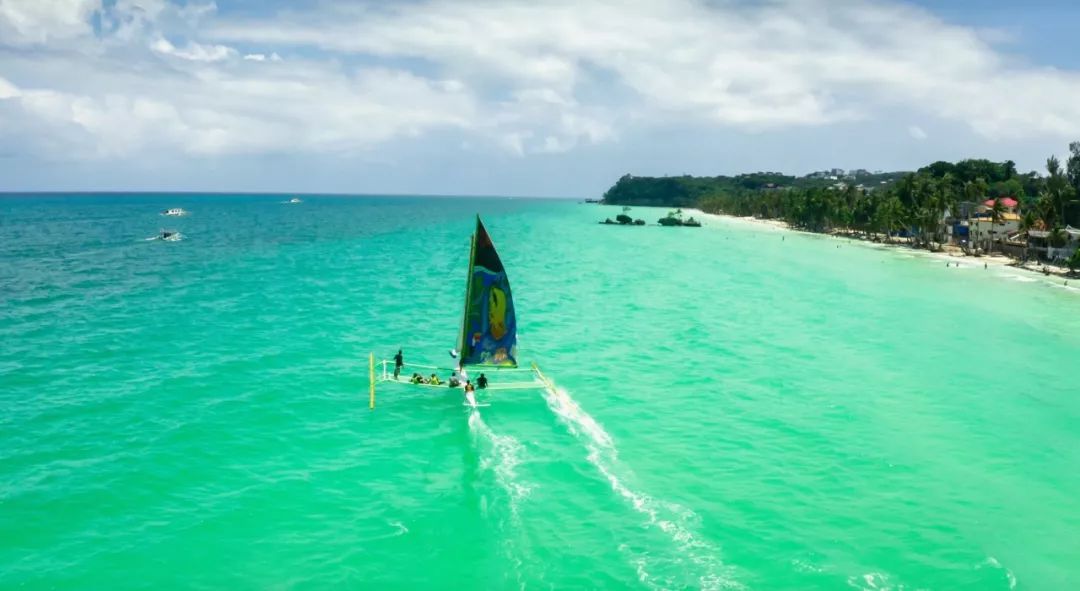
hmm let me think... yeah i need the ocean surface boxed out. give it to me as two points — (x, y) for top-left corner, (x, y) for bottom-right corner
(2, 194), (1078, 590)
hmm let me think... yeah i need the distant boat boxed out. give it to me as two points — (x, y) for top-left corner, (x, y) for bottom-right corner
(151, 229), (182, 242)
(658, 209), (701, 227)
(288, 197), (302, 204)
(161, 208), (187, 216)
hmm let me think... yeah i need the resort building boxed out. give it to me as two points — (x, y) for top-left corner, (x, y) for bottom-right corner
(967, 212), (1021, 249)
(1026, 226), (1080, 261)
(949, 196), (1024, 251)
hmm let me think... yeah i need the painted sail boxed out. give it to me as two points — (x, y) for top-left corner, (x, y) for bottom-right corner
(459, 216), (518, 367)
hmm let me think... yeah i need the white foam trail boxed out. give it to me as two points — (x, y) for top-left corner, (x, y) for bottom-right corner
(467, 409), (532, 590)
(468, 410), (532, 512)
(540, 384), (741, 590)
(978, 556), (1017, 590)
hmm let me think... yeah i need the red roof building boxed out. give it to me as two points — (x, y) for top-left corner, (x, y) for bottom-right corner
(983, 197), (1019, 210)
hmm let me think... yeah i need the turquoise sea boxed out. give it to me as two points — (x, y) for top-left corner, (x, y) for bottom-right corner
(2, 194), (1079, 590)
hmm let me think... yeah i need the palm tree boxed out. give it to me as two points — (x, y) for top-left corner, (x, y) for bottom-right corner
(874, 196), (903, 243)
(1046, 156), (1070, 225)
(986, 198), (1006, 255)
(1021, 210), (1037, 232)
(963, 177), (989, 253)
(1043, 226), (1069, 265)
(1068, 246), (1080, 275)
(1049, 226), (1068, 248)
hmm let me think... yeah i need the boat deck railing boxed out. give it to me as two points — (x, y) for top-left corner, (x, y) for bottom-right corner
(378, 360), (535, 379)
(369, 357), (546, 408)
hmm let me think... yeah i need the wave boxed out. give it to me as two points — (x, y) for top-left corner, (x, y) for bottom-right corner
(978, 556), (1017, 590)
(846, 572), (895, 590)
(539, 383), (741, 590)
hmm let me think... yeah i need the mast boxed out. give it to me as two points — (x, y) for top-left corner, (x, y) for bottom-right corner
(457, 217), (479, 358)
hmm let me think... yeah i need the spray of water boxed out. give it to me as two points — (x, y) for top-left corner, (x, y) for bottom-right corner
(467, 409), (533, 590)
(540, 382), (742, 590)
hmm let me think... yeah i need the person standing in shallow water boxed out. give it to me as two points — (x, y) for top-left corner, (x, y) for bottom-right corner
(393, 349), (404, 380)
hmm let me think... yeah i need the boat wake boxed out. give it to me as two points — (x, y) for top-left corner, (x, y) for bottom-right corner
(540, 383), (741, 591)
(467, 410), (532, 513)
(467, 409), (533, 589)
(978, 556), (1018, 590)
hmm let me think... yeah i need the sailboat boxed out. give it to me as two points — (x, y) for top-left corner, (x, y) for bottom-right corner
(370, 216), (550, 408)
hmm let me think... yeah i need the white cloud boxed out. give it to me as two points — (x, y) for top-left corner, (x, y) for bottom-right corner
(0, 54), (478, 159)
(210, 0), (1080, 140)
(4, 0), (1080, 170)
(100, 0), (167, 41)
(243, 52), (282, 62)
(0, 0), (100, 45)
(0, 76), (22, 99)
(151, 36), (234, 61)
(176, 0), (216, 24)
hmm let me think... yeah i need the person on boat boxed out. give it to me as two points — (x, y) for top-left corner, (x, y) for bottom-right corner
(393, 349), (404, 379)
(410, 373), (423, 384)
(429, 374), (441, 386)
(448, 373), (460, 388)
(477, 373), (488, 389)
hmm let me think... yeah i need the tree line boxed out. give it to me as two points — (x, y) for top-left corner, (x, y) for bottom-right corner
(602, 144), (1080, 253)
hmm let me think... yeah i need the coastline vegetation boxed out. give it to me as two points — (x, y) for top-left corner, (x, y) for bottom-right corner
(602, 143), (1080, 271)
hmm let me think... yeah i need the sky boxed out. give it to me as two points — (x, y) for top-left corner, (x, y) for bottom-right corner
(2, 0), (1080, 197)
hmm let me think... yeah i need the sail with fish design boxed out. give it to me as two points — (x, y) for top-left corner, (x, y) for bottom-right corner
(458, 216), (518, 367)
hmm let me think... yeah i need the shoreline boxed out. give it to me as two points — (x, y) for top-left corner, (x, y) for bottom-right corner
(692, 210), (1077, 286)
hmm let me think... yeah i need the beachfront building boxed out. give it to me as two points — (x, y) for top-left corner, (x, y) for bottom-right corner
(1026, 226), (1080, 261)
(948, 220), (969, 245)
(968, 212), (1021, 250)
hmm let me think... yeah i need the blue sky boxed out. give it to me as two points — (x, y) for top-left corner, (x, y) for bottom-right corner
(2, 0), (1080, 197)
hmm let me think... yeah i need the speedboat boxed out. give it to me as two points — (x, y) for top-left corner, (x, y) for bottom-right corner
(288, 197), (302, 204)
(161, 208), (188, 216)
(159, 229), (182, 242)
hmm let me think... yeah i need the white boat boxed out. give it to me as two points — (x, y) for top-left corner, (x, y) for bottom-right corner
(156, 229), (182, 242)
(288, 197), (303, 204)
(371, 216), (549, 408)
(161, 208), (188, 216)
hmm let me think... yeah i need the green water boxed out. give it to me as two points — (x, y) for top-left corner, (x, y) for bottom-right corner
(2, 195), (1078, 590)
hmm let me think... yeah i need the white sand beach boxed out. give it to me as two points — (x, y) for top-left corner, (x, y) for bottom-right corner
(693, 210), (1077, 288)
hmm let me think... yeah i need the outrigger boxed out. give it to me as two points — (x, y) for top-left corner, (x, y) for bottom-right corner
(369, 216), (549, 408)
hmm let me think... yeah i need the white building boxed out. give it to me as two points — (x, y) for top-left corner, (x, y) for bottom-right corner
(968, 212), (1021, 248)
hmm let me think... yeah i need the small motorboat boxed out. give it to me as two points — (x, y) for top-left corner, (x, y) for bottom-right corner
(159, 229), (182, 242)
(288, 197), (302, 204)
(161, 208), (188, 216)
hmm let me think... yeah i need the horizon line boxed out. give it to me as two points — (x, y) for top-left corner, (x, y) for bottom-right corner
(0, 190), (586, 200)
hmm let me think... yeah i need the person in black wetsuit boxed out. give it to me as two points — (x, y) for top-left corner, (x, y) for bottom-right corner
(393, 349), (404, 379)
(477, 373), (488, 389)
